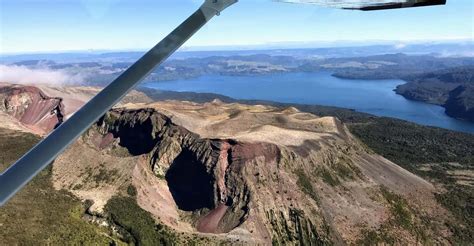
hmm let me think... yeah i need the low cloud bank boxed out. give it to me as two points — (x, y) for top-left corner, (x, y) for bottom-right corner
(0, 65), (84, 85)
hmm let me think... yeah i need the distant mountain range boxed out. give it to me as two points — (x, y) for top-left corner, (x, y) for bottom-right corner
(1, 44), (473, 122)
(1, 42), (473, 62)
(1, 83), (473, 244)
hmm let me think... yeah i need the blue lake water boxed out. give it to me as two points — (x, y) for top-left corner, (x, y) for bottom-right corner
(142, 72), (474, 134)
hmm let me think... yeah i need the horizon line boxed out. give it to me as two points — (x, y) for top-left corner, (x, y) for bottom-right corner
(1, 38), (473, 56)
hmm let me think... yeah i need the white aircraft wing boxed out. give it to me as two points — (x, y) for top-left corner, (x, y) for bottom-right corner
(275, 0), (446, 10)
(0, 0), (447, 206)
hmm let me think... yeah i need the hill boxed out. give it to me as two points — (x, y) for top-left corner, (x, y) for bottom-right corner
(1, 84), (473, 244)
(395, 66), (474, 122)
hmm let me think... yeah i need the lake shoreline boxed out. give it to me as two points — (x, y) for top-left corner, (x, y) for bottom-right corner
(142, 72), (474, 134)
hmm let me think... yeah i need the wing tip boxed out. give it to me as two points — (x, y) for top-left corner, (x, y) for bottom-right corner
(353, 0), (447, 11)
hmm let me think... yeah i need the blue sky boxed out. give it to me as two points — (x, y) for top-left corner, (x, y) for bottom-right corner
(0, 0), (472, 54)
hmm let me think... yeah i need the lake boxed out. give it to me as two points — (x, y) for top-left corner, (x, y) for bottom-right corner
(142, 72), (474, 134)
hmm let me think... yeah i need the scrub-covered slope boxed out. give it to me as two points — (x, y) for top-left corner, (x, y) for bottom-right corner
(53, 99), (451, 245)
(0, 84), (460, 245)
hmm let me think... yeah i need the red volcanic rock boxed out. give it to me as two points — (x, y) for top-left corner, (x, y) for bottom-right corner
(98, 133), (115, 149)
(196, 203), (229, 233)
(55, 102), (447, 245)
(216, 141), (232, 204)
(90, 132), (116, 150)
(230, 142), (280, 168)
(194, 141), (279, 234)
(96, 109), (257, 234)
(0, 85), (64, 134)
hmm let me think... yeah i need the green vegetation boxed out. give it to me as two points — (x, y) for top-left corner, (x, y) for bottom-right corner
(295, 168), (320, 203)
(0, 129), (40, 172)
(316, 155), (362, 186)
(305, 152), (364, 187)
(332, 163), (354, 181)
(105, 196), (178, 245)
(0, 128), (120, 245)
(267, 208), (329, 246)
(334, 156), (362, 181)
(92, 165), (120, 184)
(81, 164), (120, 187)
(357, 186), (431, 245)
(314, 167), (340, 187)
(226, 99), (473, 170)
(269, 102), (473, 244)
(348, 119), (474, 244)
(143, 88), (474, 244)
(395, 66), (474, 122)
(357, 228), (395, 246)
(436, 187), (474, 244)
(416, 162), (474, 244)
(348, 119), (474, 168)
(105, 196), (212, 245)
(1, 80), (472, 244)
(127, 184), (138, 197)
(0, 127), (212, 245)
(379, 187), (413, 230)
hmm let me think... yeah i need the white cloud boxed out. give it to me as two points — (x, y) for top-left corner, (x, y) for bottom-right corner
(0, 65), (84, 85)
(394, 43), (407, 49)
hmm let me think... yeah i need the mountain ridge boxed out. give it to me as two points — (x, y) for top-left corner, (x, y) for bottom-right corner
(1, 83), (472, 244)
(0, 83), (454, 244)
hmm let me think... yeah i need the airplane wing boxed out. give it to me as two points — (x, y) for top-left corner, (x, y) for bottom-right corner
(0, 0), (238, 206)
(0, 0), (447, 206)
(275, 0), (446, 10)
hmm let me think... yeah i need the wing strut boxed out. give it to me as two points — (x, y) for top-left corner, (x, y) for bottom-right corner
(0, 0), (238, 206)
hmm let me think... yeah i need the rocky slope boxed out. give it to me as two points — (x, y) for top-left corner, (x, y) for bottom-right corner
(0, 84), (456, 245)
(0, 83), (152, 135)
(0, 85), (64, 134)
(52, 101), (451, 245)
